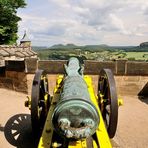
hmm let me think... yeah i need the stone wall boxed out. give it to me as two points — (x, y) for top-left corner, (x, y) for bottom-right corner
(0, 71), (27, 93)
(0, 59), (148, 94)
(26, 74), (148, 96)
(0, 60), (27, 93)
(24, 59), (148, 75)
(115, 76), (148, 96)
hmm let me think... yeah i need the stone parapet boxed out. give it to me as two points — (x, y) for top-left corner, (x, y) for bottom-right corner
(25, 58), (38, 73)
(0, 71), (27, 93)
(0, 59), (148, 94)
(126, 62), (148, 75)
(38, 60), (67, 74)
(116, 59), (127, 75)
(84, 60), (116, 74)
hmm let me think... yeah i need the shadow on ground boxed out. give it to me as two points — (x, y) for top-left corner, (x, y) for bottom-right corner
(138, 82), (148, 104)
(4, 114), (38, 148)
(138, 96), (148, 104)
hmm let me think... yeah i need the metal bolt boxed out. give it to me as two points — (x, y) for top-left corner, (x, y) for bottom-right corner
(65, 130), (73, 138)
(46, 128), (51, 133)
(83, 128), (91, 137)
(83, 119), (95, 128)
(58, 118), (70, 130)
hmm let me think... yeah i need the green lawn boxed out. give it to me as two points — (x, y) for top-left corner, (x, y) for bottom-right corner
(125, 52), (148, 60)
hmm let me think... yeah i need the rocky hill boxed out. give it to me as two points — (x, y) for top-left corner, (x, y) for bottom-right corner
(140, 42), (148, 48)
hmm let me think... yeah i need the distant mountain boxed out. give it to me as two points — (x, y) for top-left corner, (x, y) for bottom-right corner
(32, 46), (48, 51)
(121, 42), (148, 52)
(36, 42), (148, 52)
(140, 42), (148, 48)
(50, 44), (64, 49)
(49, 43), (112, 51)
(50, 44), (81, 49)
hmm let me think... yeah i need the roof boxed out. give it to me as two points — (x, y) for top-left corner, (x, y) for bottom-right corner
(21, 31), (31, 42)
(0, 45), (37, 60)
(0, 49), (10, 57)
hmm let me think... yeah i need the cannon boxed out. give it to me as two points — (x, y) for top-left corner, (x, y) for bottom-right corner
(25, 57), (122, 148)
(52, 58), (99, 139)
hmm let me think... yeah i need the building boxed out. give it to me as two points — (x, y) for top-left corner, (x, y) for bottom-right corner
(0, 32), (37, 67)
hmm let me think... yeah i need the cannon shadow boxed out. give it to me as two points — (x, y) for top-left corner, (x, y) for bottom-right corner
(4, 114), (37, 148)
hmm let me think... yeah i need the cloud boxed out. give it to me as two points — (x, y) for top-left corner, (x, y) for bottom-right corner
(17, 0), (148, 46)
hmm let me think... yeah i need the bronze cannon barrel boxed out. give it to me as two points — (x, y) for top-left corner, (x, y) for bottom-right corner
(52, 57), (100, 139)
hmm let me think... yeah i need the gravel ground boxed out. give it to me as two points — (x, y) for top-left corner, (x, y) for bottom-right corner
(0, 87), (148, 148)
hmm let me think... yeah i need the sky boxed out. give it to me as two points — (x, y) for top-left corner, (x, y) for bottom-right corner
(17, 0), (148, 47)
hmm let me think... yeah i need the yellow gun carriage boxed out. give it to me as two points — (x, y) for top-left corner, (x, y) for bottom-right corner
(25, 57), (121, 148)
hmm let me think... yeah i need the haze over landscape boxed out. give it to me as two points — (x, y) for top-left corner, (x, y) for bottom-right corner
(18, 0), (148, 47)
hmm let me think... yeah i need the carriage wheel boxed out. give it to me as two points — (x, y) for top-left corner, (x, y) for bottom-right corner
(98, 69), (118, 138)
(31, 70), (50, 136)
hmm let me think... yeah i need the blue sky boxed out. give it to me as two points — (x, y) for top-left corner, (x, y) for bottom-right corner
(18, 0), (148, 46)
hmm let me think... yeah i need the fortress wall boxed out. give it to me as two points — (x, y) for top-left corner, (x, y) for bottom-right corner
(115, 76), (148, 96)
(24, 59), (148, 96)
(25, 58), (38, 73)
(0, 60), (27, 93)
(26, 75), (148, 96)
(126, 62), (148, 75)
(25, 59), (148, 76)
(0, 71), (28, 93)
(38, 60), (67, 74)
(0, 59), (148, 94)
(84, 60), (116, 74)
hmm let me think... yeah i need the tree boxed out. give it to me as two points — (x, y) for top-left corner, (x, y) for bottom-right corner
(0, 0), (26, 44)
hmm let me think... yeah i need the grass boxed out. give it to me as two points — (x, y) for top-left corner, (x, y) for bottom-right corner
(125, 52), (148, 60)
(36, 49), (148, 61)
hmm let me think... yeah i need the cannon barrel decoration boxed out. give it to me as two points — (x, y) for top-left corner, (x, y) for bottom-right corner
(52, 57), (100, 139)
(25, 57), (121, 148)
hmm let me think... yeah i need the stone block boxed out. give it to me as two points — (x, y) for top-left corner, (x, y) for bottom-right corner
(13, 80), (28, 93)
(84, 60), (116, 75)
(123, 76), (141, 82)
(0, 78), (13, 89)
(116, 59), (127, 75)
(6, 71), (18, 79)
(5, 60), (25, 72)
(38, 60), (66, 74)
(17, 72), (27, 82)
(126, 62), (148, 75)
(25, 58), (38, 73)
(0, 60), (5, 67)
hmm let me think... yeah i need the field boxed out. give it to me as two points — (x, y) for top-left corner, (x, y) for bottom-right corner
(36, 49), (148, 61)
(125, 52), (148, 60)
(32, 43), (148, 61)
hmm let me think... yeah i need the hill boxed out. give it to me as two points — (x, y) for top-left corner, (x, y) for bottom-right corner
(32, 46), (48, 51)
(35, 42), (148, 61)
(140, 42), (148, 48)
(50, 44), (82, 50)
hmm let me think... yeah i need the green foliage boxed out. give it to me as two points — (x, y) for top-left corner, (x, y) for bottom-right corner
(0, 0), (26, 44)
(35, 43), (148, 61)
(36, 47), (148, 61)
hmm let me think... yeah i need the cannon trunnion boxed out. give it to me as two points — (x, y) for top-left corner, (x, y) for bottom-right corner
(25, 57), (120, 148)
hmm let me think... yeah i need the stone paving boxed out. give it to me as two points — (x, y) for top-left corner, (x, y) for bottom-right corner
(0, 77), (148, 147)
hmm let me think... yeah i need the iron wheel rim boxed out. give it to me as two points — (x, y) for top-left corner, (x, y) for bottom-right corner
(98, 69), (118, 138)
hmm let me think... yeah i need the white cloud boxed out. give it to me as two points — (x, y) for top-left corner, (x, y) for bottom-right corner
(17, 0), (148, 46)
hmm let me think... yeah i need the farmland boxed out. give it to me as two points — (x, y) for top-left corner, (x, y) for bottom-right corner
(33, 44), (148, 61)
